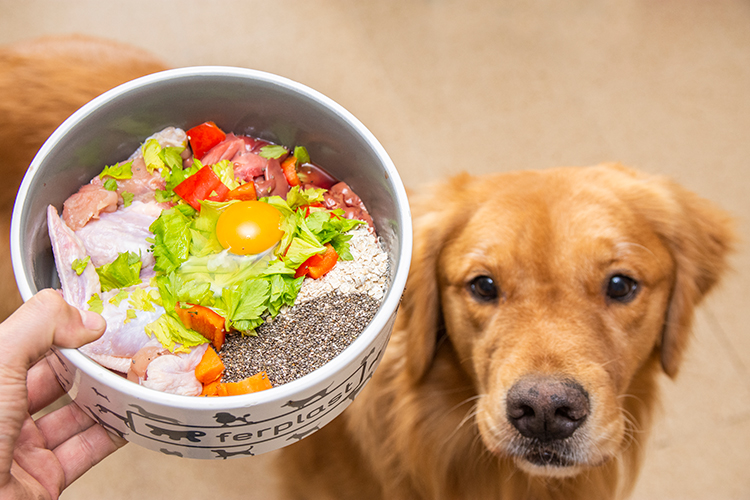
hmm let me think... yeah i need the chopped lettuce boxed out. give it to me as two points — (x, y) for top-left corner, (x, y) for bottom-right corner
(109, 289), (130, 306)
(189, 200), (235, 257)
(149, 206), (193, 273)
(87, 293), (103, 314)
(99, 161), (133, 180)
(211, 160), (240, 190)
(71, 256), (90, 276)
(283, 185), (326, 210)
(124, 309), (137, 323)
(128, 287), (158, 312)
(154, 271), (215, 314)
(95, 252), (142, 292)
(145, 313), (208, 353)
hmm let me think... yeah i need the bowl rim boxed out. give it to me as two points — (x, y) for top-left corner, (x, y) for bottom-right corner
(11, 65), (412, 410)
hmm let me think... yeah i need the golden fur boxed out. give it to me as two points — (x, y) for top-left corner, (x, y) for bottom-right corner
(280, 165), (734, 500)
(0, 34), (167, 319)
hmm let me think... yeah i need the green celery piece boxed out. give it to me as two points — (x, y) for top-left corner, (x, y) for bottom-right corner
(142, 139), (166, 173)
(103, 178), (118, 191)
(293, 146), (310, 165)
(159, 146), (185, 171)
(122, 191), (134, 207)
(71, 256), (90, 276)
(222, 279), (271, 334)
(259, 144), (287, 159)
(99, 161), (133, 180)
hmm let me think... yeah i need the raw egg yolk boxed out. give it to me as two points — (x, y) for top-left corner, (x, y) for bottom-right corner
(215, 201), (284, 255)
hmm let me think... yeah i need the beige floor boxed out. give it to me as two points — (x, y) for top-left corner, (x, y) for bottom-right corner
(2, 1), (750, 498)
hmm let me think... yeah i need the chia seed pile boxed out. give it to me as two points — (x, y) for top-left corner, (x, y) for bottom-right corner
(219, 226), (389, 386)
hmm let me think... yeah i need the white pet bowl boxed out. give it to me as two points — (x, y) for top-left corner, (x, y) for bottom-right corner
(11, 67), (411, 459)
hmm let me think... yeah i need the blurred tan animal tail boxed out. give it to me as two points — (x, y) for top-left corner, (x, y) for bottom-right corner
(0, 34), (168, 320)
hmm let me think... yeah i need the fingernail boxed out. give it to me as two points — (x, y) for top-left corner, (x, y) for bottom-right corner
(79, 308), (106, 331)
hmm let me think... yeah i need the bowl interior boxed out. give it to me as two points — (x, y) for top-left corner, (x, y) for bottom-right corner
(11, 67), (410, 405)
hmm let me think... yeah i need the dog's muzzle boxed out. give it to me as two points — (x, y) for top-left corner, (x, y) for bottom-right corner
(505, 376), (590, 467)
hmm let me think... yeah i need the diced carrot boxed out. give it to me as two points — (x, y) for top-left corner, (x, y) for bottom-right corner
(201, 379), (221, 397)
(175, 303), (227, 350)
(226, 181), (257, 201)
(216, 371), (273, 396)
(195, 346), (225, 385)
(281, 156), (301, 187)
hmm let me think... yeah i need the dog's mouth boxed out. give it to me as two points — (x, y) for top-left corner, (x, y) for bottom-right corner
(501, 434), (612, 477)
(517, 441), (575, 468)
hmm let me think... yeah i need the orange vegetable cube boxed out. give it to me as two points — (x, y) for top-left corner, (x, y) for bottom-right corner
(195, 346), (225, 385)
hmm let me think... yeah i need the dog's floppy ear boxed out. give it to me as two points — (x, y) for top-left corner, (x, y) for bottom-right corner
(402, 174), (473, 381)
(616, 165), (735, 378)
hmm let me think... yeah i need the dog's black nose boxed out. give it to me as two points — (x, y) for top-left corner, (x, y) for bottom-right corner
(506, 376), (589, 442)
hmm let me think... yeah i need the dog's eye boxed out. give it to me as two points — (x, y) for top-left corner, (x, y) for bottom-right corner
(468, 276), (499, 302)
(606, 274), (638, 302)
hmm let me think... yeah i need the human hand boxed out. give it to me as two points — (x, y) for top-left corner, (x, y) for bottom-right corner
(0, 289), (127, 500)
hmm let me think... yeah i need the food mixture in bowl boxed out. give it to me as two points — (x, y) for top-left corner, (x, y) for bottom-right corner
(47, 121), (389, 397)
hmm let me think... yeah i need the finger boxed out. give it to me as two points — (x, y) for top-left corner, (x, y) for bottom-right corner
(54, 425), (127, 488)
(34, 401), (94, 451)
(0, 289), (105, 487)
(26, 358), (65, 416)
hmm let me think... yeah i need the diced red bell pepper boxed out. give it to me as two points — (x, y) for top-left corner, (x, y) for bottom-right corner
(173, 165), (229, 210)
(281, 156), (301, 187)
(187, 121), (226, 160)
(294, 243), (338, 279)
(303, 202), (325, 218)
(225, 181), (257, 201)
(175, 303), (227, 350)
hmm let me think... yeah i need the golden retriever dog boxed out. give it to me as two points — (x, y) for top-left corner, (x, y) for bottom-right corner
(0, 34), (166, 320)
(280, 164), (734, 500)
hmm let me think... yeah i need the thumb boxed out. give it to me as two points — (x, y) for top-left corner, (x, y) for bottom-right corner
(0, 288), (106, 371)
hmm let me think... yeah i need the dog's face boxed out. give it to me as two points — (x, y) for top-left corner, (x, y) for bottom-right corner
(401, 164), (732, 478)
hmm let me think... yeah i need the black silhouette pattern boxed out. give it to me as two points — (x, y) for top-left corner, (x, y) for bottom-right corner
(145, 424), (206, 442)
(214, 412), (254, 426)
(160, 448), (184, 457)
(287, 426), (320, 442)
(212, 446), (255, 459)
